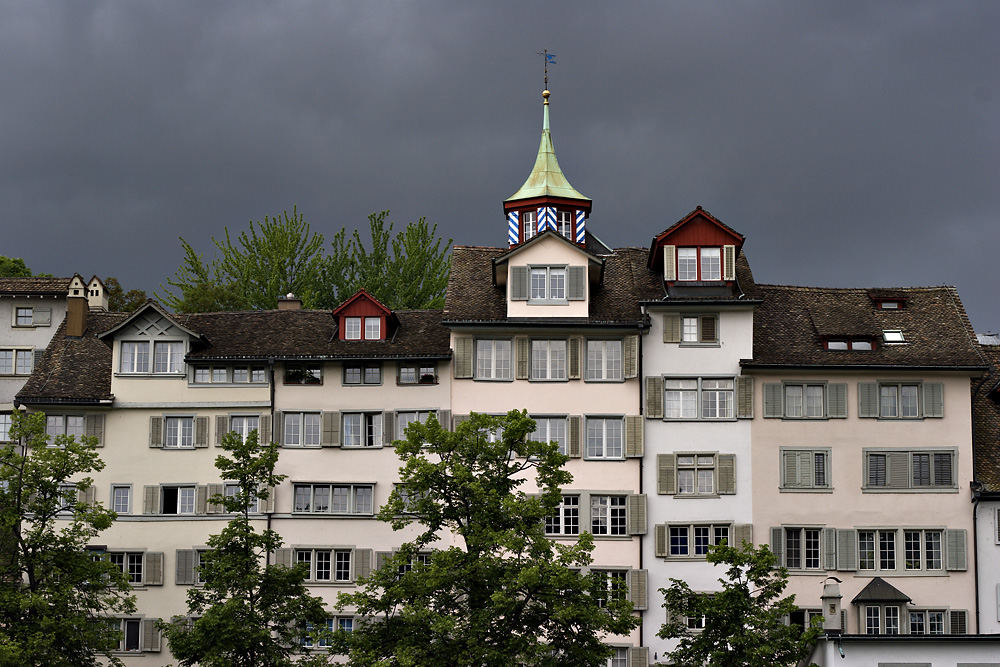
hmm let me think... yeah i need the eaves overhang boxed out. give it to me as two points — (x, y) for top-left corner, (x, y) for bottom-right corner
(442, 318), (648, 330)
(739, 361), (989, 373)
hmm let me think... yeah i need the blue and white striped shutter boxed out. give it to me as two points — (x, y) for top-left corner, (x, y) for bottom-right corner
(539, 206), (556, 232)
(507, 211), (520, 245)
(575, 210), (585, 243)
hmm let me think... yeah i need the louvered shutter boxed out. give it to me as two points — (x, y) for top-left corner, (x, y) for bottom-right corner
(32, 306), (51, 325)
(797, 452), (814, 487)
(578, 493), (591, 535)
(510, 266), (529, 300)
(566, 416), (581, 458)
(837, 529), (857, 571)
(265, 485), (275, 513)
(437, 410), (452, 430)
(567, 338), (581, 379)
(321, 412), (339, 447)
(663, 245), (676, 281)
(654, 524), (668, 557)
(274, 412), (284, 446)
(567, 265), (586, 300)
(149, 417), (163, 447)
(950, 609), (968, 634)
(175, 550), (196, 585)
(145, 552), (163, 586)
(645, 376), (664, 419)
(657, 454), (676, 495)
(923, 383), (944, 418)
(355, 548), (373, 580)
(662, 313), (681, 343)
(215, 415), (228, 446)
(80, 485), (96, 505)
(700, 316), (717, 343)
(259, 414), (271, 444)
(624, 335), (638, 378)
(733, 524), (753, 547)
(628, 569), (648, 611)
(717, 454), (736, 494)
(196, 486), (209, 514)
(946, 529), (967, 570)
(143, 485), (159, 514)
(770, 527), (784, 564)
(452, 414), (469, 429)
(627, 494), (646, 535)
(515, 337), (530, 379)
(383, 412), (395, 444)
(783, 451), (800, 488)
(763, 384), (783, 418)
(858, 383), (879, 418)
(375, 551), (392, 571)
(85, 414), (104, 447)
(827, 383), (848, 418)
(194, 417), (209, 447)
(887, 452), (909, 489)
(736, 376), (753, 418)
(624, 416), (643, 458)
(142, 619), (161, 652)
(723, 245), (736, 280)
(823, 528), (837, 570)
(453, 336), (473, 379)
(207, 483), (224, 513)
(274, 548), (293, 568)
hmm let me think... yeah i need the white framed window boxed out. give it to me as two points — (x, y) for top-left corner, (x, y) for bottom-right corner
(164, 417), (194, 449)
(858, 529), (898, 571)
(883, 330), (905, 344)
(522, 210), (537, 240)
(230, 415), (259, 443)
(0, 349), (32, 375)
(46, 415), (85, 440)
(592, 569), (628, 609)
(864, 605), (901, 635)
(284, 363), (322, 385)
(397, 552), (431, 575)
(162, 486), (196, 514)
(0, 413), (11, 442)
(475, 340), (512, 380)
(293, 483), (374, 515)
(109, 551), (144, 584)
(664, 377), (734, 419)
(343, 412), (382, 448)
(783, 527), (822, 569)
(668, 524), (730, 557)
(556, 210), (573, 239)
(398, 362), (437, 384)
(677, 248), (698, 281)
(15, 307), (33, 326)
(780, 449), (830, 489)
(700, 247), (721, 280)
(344, 363), (381, 385)
(530, 417), (567, 455)
(676, 247), (722, 281)
(153, 341), (184, 373)
(531, 339), (567, 380)
(114, 618), (142, 652)
(529, 266), (566, 302)
(784, 384), (825, 418)
(585, 418), (623, 459)
(364, 317), (381, 340)
(908, 609), (946, 635)
(679, 315), (718, 344)
(864, 449), (955, 489)
(585, 340), (622, 381)
(544, 494), (579, 535)
(676, 454), (717, 495)
(701, 379), (734, 418)
(590, 495), (626, 535)
(283, 412), (321, 447)
(119, 342), (149, 373)
(112, 485), (131, 514)
(396, 410), (435, 439)
(904, 530), (943, 570)
(879, 383), (919, 418)
(296, 548), (353, 582)
(345, 317), (362, 340)
(606, 647), (628, 667)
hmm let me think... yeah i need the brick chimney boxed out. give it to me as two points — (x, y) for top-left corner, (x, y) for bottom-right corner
(65, 275), (89, 337)
(277, 293), (302, 311)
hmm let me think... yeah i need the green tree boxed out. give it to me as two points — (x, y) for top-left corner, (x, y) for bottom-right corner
(161, 429), (329, 666)
(658, 541), (821, 667)
(335, 411), (637, 666)
(0, 256), (33, 277)
(0, 411), (135, 666)
(104, 277), (148, 312)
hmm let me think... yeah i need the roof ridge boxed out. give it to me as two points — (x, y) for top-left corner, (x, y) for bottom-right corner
(755, 283), (958, 292)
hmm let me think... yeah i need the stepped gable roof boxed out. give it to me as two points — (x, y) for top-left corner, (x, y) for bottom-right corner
(973, 343), (1000, 492)
(0, 276), (72, 296)
(745, 284), (986, 369)
(852, 577), (911, 603)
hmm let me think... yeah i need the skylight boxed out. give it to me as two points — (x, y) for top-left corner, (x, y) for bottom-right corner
(883, 330), (905, 344)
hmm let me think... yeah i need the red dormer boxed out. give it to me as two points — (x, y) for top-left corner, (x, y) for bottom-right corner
(648, 207), (745, 292)
(332, 290), (393, 341)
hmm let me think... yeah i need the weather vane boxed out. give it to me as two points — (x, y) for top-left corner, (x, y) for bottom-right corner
(537, 49), (556, 89)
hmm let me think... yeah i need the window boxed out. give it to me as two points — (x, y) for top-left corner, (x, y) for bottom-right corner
(865, 450), (955, 489)
(364, 317), (381, 340)
(545, 495), (580, 536)
(590, 495), (626, 536)
(284, 363), (321, 384)
(864, 605), (901, 635)
(224, 482), (262, 513)
(605, 647), (628, 667)
(781, 449), (830, 489)
(0, 413), (10, 442)
(904, 530), (943, 570)
(883, 330), (905, 343)
(530, 417), (567, 455)
(343, 412), (382, 447)
(475, 339), (512, 380)
(556, 210), (573, 239)
(879, 384), (918, 418)
(523, 210), (536, 240)
(529, 266), (566, 302)
(344, 363), (381, 385)
(586, 340), (622, 381)
(784, 528), (822, 569)
(664, 378), (734, 419)
(396, 411), (435, 439)
(585, 418), (623, 459)
(0, 348), (33, 375)
(164, 417), (194, 448)
(784, 384), (825, 418)
(15, 307), (33, 326)
(909, 610), (945, 635)
(676, 454), (717, 495)
(284, 412), (321, 447)
(229, 416), (259, 443)
(112, 485), (131, 514)
(858, 529), (898, 571)
(46, 415), (85, 440)
(193, 365), (267, 384)
(592, 569), (627, 608)
(114, 618), (141, 652)
(109, 551), (144, 584)
(531, 340), (567, 380)
(119, 342), (148, 373)
(677, 247), (721, 281)
(680, 315), (718, 344)
(162, 486), (196, 514)
(153, 341), (184, 373)
(296, 549), (353, 582)
(293, 484), (374, 515)
(345, 317), (361, 340)
(677, 248), (698, 281)
(826, 339), (874, 350)
(398, 362), (437, 384)
(397, 552), (431, 575)
(668, 524), (730, 557)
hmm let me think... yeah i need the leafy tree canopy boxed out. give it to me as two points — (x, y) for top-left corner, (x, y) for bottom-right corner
(0, 256), (32, 277)
(335, 411), (637, 667)
(104, 277), (148, 312)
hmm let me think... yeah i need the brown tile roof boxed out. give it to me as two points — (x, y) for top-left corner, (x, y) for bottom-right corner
(0, 277), (71, 296)
(973, 344), (1000, 491)
(746, 285), (987, 368)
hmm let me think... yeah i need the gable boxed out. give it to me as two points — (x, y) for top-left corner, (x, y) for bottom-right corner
(648, 207), (744, 272)
(120, 313), (188, 340)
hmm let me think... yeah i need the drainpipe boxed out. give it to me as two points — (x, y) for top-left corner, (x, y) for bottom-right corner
(637, 312), (645, 650)
(970, 368), (991, 633)
(267, 357), (276, 563)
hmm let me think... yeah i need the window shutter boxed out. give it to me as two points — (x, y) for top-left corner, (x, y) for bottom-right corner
(567, 337), (581, 379)
(733, 524), (753, 547)
(663, 312), (681, 343)
(77, 484), (94, 505)
(32, 306), (51, 325)
(797, 452), (814, 488)
(215, 415), (228, 446)
(264, 485), (275, 513)
(723, 245), (736, 280)
(207, 483), (224, 513)
(175, 550), (196, 585)
(717, 454), (736, 494)
(770, 527), (784, 564)
(763, 383), (783, 418)
(657, 454), (676, 495)
(624, 335), (639, 378)
(259, 414), (271, 444)
(827, 383), (848, 418)
(355, 548), (373, 581)
(858, 383), (879, 418)
(837, 529), (858, 571)
(515, 337), (530, 379)
(629, 646), (649, 667)
(85, 414), (104, 447)
(823, 527), (837, 570)
(645, 376), (664, 419)
(196, 486), (209, 515)
(452, 414), (469, 429)
(194, 416), (209, 447)
(322, 412), (340, 447)
(654, 524), (668, 557)
(736, 376), (754, 418)
(624, 416), (644, 458)
(453, 336), (473, 379)
(923, 383), (944, 418)
(566, 416), (581, 458)
(627, 494), (646, 535)
(32, 349), (45, 371)
(510, 266), (529, 300)
(142, 619), (161, 652)
(145, 552), (164, 586)
(887, 452), (909, 489)
(437, 410), (452, 430)
(149, 417), (163, 448)
(375, 551), (392, 572)
(628, 569), (648, 611)
(274, 548), (292, 568)
(143, 485), (159, 514)
(274, 412), (284, 445)
(663, 245), (676, 281)
(567, 265), (586, 300)
(700, 315), (717, 343)
(782, 451), (800, 488)
(578, 492), (591, 535)
(949, 609), (968, 634)
(945, 529), (967, 571)
(382, 412), (395, 444)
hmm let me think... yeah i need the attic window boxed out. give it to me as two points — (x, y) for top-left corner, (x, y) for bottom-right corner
(345, 317), (361, 340)
(879, 301), (899, 310)
(826, 339), (874, 351)
(883, 330), (905, 344)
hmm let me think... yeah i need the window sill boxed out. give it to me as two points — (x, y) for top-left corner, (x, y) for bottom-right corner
(341, 445), (385, 450)
(662, 417), (738, 422)
(678, 342), (721, 348)
(190, 382), (268, 388)
(673, 493), (721, 499)
(592, 534), (633, 540)
(582, 457), (627, 462)
(779, 487), (834, 493)
(527, 300), (569, 306)
(784, 569), (829, 576)
(472, 377), (514, 382)
(583, 377), (625, 383)
(342, 383), (382, 387)
(529, 378), (569, 382)
(303, 581), (357, 587)
(114, 372), (186, 378)
(281, 444), (323, 449)
(777, 416), (831, 421)
(854, 570), (948, 577)
(861, 487), (958, 494)
(290, 513), (376, 518)
(663, 555), (711, 561)
(397, 381), (439, 386)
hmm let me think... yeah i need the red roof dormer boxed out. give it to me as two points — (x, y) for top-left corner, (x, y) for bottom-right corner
(647, 207), (745, 298)
(332, 290), (394, 342)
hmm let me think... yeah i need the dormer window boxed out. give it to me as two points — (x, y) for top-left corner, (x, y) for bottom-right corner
(120, 341), (185, 374)
(677, 247), (721, 281)
(364, 317), (381, 340)
(826, 339), (874, 351)
(557, 211), (573, 239)
(345, 317), (361, 340)
(530, 267), (566, 302)
(880, 301), (899, 310)
(523, 211), (537, 240)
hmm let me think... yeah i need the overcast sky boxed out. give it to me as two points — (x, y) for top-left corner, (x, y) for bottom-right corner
(2, 1), (998, 330)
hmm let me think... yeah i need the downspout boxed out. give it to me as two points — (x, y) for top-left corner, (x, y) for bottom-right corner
(637, 308), (645, 651)
(267, 357), (276, 563)
(970, 369), (991, 633)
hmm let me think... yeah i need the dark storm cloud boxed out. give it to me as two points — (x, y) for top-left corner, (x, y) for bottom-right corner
(1, 1), (997, 329)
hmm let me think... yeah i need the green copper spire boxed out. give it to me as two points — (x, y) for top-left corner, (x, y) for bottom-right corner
(505, 90), (591, 203)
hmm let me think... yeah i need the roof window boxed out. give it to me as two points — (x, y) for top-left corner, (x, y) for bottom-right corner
(883, 330), (905, 344)
(826, 339), (875, 351)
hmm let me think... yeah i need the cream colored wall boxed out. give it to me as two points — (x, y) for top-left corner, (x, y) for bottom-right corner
(504, 237), (591, 319)
(0, 296), (67, 407)
(277, 360), (450, 413)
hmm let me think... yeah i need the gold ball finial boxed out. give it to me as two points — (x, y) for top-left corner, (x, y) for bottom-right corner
(542, 89), (550, 99)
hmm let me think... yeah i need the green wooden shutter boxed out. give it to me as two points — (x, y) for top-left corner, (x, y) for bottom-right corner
(196, 486), (209, 514)
(264, 485), (275, 513)
(646, 376), (664, 419)
(452, 414), (470, 429)
(32, 306), (51, 325)
(723, 245), (736, 280)
(142, 619), (161, 652)
(837, 529), (857, 571)
(717, 454), (736, 494)
(782, 451), (800, 488)
(437, 410), (452, 431)
(887, 452), (909, 489)
(662, 245), (676, 281)
(770, 527), (784, 565)
(175, 550), (196, 585)
(143, 485), (159, 514)
(737, 376), (754, 418)
(763, 383), (783, 418)
(945, 529), (967, 570)
(80, 484), (96, 505)
(627, 494), (646, 535)
(453, 336), (473, 379)
(84, 414), (104, 447)
(375, 551), (392, 571)
(145, 552), (163, 586)
(797, 452), (814, 487)
(510, 266), (529, 300)
(274, 412), (285, 446)
(663, 312), (681, 343)
(624, 335), (639, 379)
(654, 524), (667, 557)
(567, 337), (581, 379)
(566, 416), (581, 458)
(628, 569), (648, 611)
(149, 417), (163, 448)
(827, 383), (848, 418)
(567, 266), (586, 300)
(823, 527), (837, 570)
(624, 416), (643, 458)
(858, 383), (879, 418)
(383, 412), (395, 444)
(194, 416), (209, 447)
(355, 548), (373, 580)
(515, 337), (530, 380)
(923, 383), (944, 418)
(207, 483), (224, 513)
(657, 454), (676, 495)
(215, 415), (228, 446)
(322, 412), (340, 447)
(259, 414), (271, 444)
(273, 548), (292, 568)
(733, 524), (753, 547)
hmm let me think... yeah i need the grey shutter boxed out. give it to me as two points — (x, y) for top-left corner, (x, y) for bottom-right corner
(645, 376), (664, 419)
(274, 412), (284, 446)
(80, 485), (96, 505)
(142, 619), (161, 652)
(837, 529), (858, 571)
(949, 609), (968, 634)
(567, 337), (581, 379)
(736, 376), (753, 418)
(858, 382), (879, 418)
(145, 552), (163, 586)
(567, 265), (586, 300)
(578, 492), (591, 534)
(823, 528), (837, 570)
(452, 414), (469, 430)
(624, 416), (643, 458)
(723, 245), (736, 280)
(375, 551), (392, 571)
(383, 412), (395, 444)
(85, 414), (104, 447)
(265, 485), (275, 513)
(657, 454), (676, 495)
(259, 414), (271, 444)
(770, 527), (784, 564)
(624, 335), (638, 379)
(437, 410), (452, 430)
(274, 548), (292, 568)
(515, 337), (530, 380)
(566, 416), (581, 458)
(32, 349), (45, 371)
(453, 336), (473, 379)
(175, 549), (196, 585)
(654, 524), (668, 557)
(196, 485), (209, 515)
(717, 454), (736, 494)
(946, 529), (967, 571)
(828, 383), (848, 418)
(733, 524), (753, 547)
(627, 494), (646, 535)
(923, 383), (944, 418)
(628, 569), (648, 611)
(143, 485), (159, 514)
(783, 451), (800, 488)
(887, 452), (909, 489)
(32, 306), (51, 325)
(215, 415), (228, 446)
(149, 417), (163, 448)
(207, 483), (224, 513)
(699, 315), (717, 343)
(510, 266), (529, 300)
(662, 312), (681, 343)
(355, 548), (373, 580)
(322, 411), (339, 447)
(629, 646), (649, 667)
(195, 416), (209, 447)
(763, 383), (783, 418)
(797, 452), (814, 487)
(663, 245), (676, 281)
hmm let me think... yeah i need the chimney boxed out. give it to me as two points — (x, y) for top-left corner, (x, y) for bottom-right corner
(821, 578), (843, 634)
(277, 293), (302, 311)
(66, 295), (88, 337)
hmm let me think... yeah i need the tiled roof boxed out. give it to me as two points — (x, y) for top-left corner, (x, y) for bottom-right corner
(851, 577), (911, 603)
(0, 277), (71, 296)
(973, 343), (1000, 491)
(745, 285), (986, 368)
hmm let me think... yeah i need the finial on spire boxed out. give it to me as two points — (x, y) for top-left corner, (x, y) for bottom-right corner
(537, 49), (556, 91)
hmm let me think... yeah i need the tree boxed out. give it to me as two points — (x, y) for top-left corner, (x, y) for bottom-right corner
(658, 541), (821, 667)
(0, 256), (32, 277)
(335, 411), (637, 667)
(161, 428), (330, 666)
(104, 277), (148, 312)
(0, 411), (135, 666)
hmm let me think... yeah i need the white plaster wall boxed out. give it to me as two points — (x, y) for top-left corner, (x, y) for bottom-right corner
(504, 237), (591, 319)
(975, 499), (1000, 633)
(812, 635), (1000, 666)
